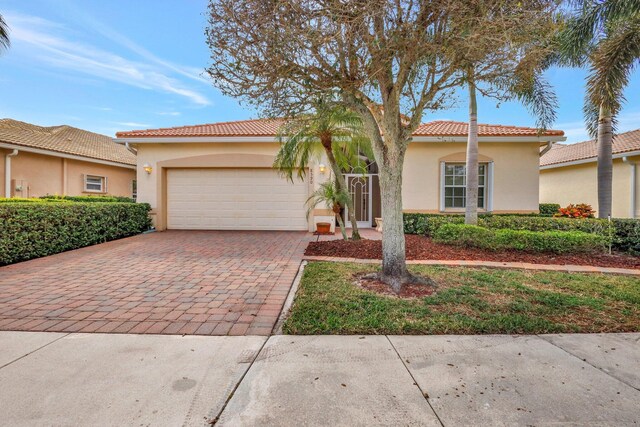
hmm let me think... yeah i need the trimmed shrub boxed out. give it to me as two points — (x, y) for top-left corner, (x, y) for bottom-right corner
(0, 198), (70, 203)
(539, 203), (560, 216)
(40, 195), (136, 203)
(0, 202), (151, 265)
(404, 213), (609, 237)
(433, 223), (606, 254)
(611, 219), (640, 255)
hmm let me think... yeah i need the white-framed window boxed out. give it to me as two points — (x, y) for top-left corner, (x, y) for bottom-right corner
(84, 175), (106, 193)
(441, 162), (490, 210)
(131, 179), (137, 200)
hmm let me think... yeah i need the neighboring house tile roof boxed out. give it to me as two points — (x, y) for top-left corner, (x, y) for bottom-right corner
(0, 119), (136, 166)
(540, 129), (640, 167)
(115, 118), (564, 138)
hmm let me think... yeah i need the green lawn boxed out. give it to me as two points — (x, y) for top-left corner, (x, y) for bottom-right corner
(283, 262), (640, 335)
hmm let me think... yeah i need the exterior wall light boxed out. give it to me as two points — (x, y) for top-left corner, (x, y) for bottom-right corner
(143, 163), (153, 174)
(318, 164), (326, 173)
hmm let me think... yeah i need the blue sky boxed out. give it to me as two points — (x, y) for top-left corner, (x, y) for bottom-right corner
(1, 0), (639, 142)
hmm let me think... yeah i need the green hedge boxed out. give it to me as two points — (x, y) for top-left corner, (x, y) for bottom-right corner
(611, 219), (640, 255)
(433, 223), (606, 254)
(0, 202), (151, 265)
(40, 195), (136, 203)
(404, 213), (611, 237)
(0, 198), (69, 203)
(539, 203), (560, 216)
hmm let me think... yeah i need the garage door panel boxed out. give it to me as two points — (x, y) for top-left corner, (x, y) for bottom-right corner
(167, 168), (308, 230)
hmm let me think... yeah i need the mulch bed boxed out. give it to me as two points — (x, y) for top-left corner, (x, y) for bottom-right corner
(305, 234), (640, 270)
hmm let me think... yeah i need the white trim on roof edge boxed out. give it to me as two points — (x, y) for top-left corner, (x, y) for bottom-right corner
(115, 135), (566, 144)
(540, 149), (640, 170)
(0, 142), (136, 169)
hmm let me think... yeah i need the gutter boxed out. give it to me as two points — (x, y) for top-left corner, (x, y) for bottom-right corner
(5, 149), (18, 198)
(114, 135), (567, 145)
(541, 150), (640, 170)
(623, 156), (637, 218)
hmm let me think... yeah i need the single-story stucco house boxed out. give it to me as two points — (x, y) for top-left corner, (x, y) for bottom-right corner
(0, 119), (137, 199)
(540, 129), (640, 219)
(115, 119), (565, 231)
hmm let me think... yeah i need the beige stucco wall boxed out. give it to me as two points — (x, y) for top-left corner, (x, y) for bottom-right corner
(1, 149), (136, 198)
(404, 141), (541, 213)
(135, 139), (543, 230)
(540, 155), (640, 218)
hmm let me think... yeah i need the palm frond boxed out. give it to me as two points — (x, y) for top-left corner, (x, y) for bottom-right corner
(586, 15), (640, 124)
(0, 14), (10, 52)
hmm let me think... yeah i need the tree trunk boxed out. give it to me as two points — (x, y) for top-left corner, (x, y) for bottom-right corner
(464, 73), (478, 225)
(465, 75), (479, 225)
(597, 104), (613, 219)
(335, 209), (348, 240)
(378, 165), (410, 293)
(325, 147), (361, 240)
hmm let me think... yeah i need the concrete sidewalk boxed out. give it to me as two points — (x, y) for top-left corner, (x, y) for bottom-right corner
(0, 332), (638, 426)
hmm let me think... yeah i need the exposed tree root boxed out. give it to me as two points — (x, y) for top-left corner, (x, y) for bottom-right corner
(363, 271), (437, 295)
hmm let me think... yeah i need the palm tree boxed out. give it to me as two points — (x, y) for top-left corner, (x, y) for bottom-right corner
(558, 0), (640, 218)
(275, 98), (372, 240)
(305, 180), (350, 240)
(451, 3), (559, 225)
(0, 13), (10, 53)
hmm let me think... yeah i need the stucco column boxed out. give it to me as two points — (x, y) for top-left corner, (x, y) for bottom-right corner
(5, 149), (19, 198)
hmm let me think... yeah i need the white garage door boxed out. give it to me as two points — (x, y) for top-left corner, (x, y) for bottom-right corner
(167, 168), (309, 230)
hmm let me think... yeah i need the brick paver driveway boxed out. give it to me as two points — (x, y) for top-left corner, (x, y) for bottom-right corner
(0, 231), (313, 336)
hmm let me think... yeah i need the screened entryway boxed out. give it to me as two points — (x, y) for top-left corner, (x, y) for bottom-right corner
(343, 158), (381, 228)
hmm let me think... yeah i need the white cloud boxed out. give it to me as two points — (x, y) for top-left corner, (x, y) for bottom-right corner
(4, 12), (211, 106)
(156, 111), (181, 116)
(114, 122), (151, 128)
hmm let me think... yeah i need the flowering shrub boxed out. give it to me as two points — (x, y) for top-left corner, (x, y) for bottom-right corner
(554, 204), (595, 218)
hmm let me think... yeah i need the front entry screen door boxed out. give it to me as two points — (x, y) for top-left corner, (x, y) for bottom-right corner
(344, 174), (372, 228)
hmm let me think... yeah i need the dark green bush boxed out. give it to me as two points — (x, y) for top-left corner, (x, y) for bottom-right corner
(40, 195), (136, 203)
(611, 219), (640, 255)
(433, 223), (606, 254)
(0, 202), (151, 265)
(539, 203), (560, 216)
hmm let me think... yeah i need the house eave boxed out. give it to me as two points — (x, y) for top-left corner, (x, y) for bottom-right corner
(0, 142), (136, 170)
(115, 135), (567, 145)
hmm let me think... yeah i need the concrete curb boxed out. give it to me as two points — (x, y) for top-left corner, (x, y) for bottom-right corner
(302, 256), (640, 276)
(273, 261), (307, 335)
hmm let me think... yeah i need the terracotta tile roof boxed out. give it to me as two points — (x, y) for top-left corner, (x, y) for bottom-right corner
(116, 118), (564, 138)
(540, 129), (640, 167)
(0, 119), (136, 166)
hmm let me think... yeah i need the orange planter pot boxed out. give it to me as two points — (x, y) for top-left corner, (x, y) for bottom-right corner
(315, 222), (332, 235)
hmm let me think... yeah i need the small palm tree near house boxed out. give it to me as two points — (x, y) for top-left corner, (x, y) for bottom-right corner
(306, 180), (350, 240)
(558, 0), (640, 218)
(274, 97), (372, 240)
(0, 13), (10, 52)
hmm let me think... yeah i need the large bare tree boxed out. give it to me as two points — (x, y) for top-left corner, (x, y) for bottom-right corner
(205, 0), (558, 291)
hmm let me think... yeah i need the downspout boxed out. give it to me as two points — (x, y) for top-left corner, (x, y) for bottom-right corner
(539, 141), (553, 157)
(125, 142), (137, 154)
(622, 156), (637, 218)
(5, 149), (18, 198)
